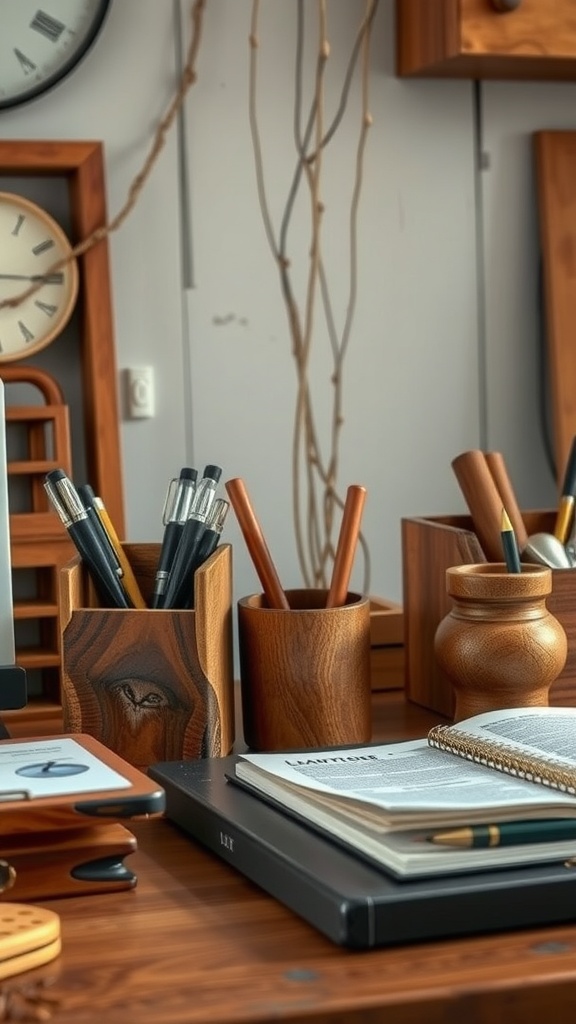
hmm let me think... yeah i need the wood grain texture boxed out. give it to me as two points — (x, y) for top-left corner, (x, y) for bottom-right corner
(397, 0), (576, 80)
(0, 824), (137, 902)
(534, 131), (576, 487)
(484, 450), (528, 551)
(238, 590), (372, 751)
(403, 511), (576, 717)
(14, 691), (576, 1024)
(59, 544), (234, 768)
(434, 563), (566, 721)
(451, 449), (511, 561)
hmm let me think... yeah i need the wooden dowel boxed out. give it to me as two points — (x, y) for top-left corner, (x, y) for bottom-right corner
(326, 485), (367, 609)
(225, 478), (290, 610)
(484, 451), (528, 553)
(451, 450), (507, 562)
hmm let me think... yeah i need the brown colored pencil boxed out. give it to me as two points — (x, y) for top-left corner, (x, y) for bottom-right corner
(225, 478), (290, 610)
(326, 485), (367, 608)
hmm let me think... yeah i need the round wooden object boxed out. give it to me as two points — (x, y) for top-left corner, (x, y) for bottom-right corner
(434, 563), (567, 722)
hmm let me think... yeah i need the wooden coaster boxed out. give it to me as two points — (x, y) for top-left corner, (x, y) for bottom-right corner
(0, 904), (61, 981)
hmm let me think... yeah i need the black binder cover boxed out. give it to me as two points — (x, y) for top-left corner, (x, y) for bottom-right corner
(148, 756), (576, 950)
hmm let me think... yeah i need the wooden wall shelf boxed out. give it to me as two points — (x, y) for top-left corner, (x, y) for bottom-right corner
(397, 0), (576, 81)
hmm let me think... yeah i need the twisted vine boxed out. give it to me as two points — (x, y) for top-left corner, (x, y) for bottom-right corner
(248, 0), (379, 589)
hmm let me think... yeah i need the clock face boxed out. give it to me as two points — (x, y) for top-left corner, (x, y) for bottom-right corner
(0, 0), (110, 110)
(0, 192), (79, 362)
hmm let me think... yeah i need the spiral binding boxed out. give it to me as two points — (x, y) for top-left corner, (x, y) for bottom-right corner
(427, 724), (576, 796)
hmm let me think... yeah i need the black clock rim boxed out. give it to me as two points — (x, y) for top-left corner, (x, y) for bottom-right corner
(0, 0), (112, 111)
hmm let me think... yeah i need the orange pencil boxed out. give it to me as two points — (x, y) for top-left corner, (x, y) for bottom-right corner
(225, 478), (290, 610)
(326, 485), (367, 608)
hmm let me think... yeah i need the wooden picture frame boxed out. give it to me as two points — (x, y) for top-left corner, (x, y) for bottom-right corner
(534, 131), (576, 487)
(0, 139), (124, 533)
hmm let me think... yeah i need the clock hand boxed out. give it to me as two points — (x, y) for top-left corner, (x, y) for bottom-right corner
(0, 274), (57, 282)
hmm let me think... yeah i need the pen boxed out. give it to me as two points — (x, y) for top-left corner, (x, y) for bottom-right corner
(192, 497), (229, 569)
(151, 467), (197, 609)
(162, 465), (222, 609)
(500, 507), (522, 574)
(326, 484), (367, 608)
(76, 483), (122, 577)
(86, 486), (148, 609)
(44, 469), (132, 609)
(554, 434), (576, 544)
(186, 498), (230, 608)
(429, 819), (576, 848)
(225, 477), (290, 610)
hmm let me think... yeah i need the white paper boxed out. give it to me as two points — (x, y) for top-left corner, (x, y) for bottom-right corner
(238, 736), (576, 814)
(0, 737), (131, 800)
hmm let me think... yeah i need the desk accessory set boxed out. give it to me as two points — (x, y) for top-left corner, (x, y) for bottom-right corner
(403, 445), (576, 717)
(11, 439), (576, 957)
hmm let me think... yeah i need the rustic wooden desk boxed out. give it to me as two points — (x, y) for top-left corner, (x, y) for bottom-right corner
(6, 692), (576, 1024)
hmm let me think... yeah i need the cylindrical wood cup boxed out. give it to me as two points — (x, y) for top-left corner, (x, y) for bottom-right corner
(238, 589), (372, 752)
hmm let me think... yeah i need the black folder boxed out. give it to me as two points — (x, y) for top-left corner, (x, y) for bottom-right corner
(148, 755), (576, 950)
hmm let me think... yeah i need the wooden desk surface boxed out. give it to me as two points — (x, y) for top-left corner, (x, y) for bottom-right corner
(7, 693), (576, 1024)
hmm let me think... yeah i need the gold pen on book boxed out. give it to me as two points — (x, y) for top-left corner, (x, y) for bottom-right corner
(430, 819), (576, 848)
(89, 488), (147, 609)
(500, 507), (521, 574)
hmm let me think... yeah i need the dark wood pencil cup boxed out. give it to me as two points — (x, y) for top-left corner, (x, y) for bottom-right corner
(59, 543), (234, 770)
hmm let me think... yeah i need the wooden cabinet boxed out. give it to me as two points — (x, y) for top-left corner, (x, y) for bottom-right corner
(397, 0), (576, 81)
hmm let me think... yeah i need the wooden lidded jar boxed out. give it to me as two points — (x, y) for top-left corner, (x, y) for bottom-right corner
(434, 563), (567, 722)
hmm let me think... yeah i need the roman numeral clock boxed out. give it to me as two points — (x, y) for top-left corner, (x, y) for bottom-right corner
(0, 193), (79, 360)
(0, 2), (125, 736)
(0, 1), (110, 111)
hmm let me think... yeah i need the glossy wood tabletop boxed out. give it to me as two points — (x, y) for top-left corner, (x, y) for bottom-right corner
(6, 692), (576, 1024)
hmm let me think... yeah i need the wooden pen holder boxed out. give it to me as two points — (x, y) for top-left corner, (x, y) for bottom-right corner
(402, 511), (576, 718)
(58, 543), (234, 770)
(238, 589), (372, 752)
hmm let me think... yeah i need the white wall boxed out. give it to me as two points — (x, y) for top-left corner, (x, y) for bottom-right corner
(0, 0), (569, 608)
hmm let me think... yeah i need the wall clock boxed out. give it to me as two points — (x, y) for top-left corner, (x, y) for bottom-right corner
(0, 191), (79, 362)
(0, 0), (111, 110)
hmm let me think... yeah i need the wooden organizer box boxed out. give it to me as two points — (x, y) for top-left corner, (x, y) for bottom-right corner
(402, 511), (576, 718)
(58, 543), (234, 770)
(369, 597), (404, 692)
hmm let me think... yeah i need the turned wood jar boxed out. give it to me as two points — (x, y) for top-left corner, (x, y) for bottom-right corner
(434, 563), (567, 722)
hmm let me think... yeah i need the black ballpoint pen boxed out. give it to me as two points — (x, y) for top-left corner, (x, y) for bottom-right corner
(186, 498), (230, 608)
(77, 483), (122, 577)
(44, 469), (132, 609)
(151, 467), (197, 609)
(162, 465), (222, 610)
